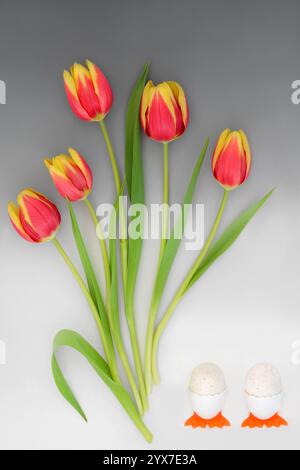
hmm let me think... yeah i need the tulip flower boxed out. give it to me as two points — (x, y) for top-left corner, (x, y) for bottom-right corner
(63, 60), (113, 122)
(8, 190), (61, 243)
(140, 80), (189, 143)
(212, 129), (252, 190)
(45, 148), (93, 202)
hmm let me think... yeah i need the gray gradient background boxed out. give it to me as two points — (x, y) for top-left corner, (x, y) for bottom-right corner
(0, 0), (300, 450)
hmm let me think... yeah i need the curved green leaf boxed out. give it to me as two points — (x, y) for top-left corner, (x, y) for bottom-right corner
(52, 329), (153, 442)
(185, 189), (274, 292)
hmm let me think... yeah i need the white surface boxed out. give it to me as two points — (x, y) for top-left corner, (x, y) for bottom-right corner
(0, 218), (299, 450)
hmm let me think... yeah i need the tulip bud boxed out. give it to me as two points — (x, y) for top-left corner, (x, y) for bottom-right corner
(8, 190), (61, 243)
(45, 148), (93, 202)
(63, 60), (113, 122)
(140, 80), (189, 143)
(212, 129), (252, 190)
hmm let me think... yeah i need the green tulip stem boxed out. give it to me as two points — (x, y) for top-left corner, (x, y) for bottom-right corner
(84, 198), (111, 301)
(52, 238), (120, 384)
(126, 305), (149, 413)
(144, 142), (170, 394)
(151, 189), (229, 385)
(99, 120), (121, 193)
(158, 142), (169, 263)
(99, 119), (128, 288)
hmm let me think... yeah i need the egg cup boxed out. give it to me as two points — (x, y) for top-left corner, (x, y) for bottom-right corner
(242, 392), (288, 428)
(185, 389), (231, 429)
(242, 364), (288, 429)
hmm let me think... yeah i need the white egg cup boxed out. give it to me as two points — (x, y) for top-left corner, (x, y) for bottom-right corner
(245, 392), (283, 421)
(189, 389), (227, 420)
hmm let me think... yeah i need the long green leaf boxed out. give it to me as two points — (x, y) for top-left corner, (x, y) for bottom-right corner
(150, 139), (209, 310)
(125, 64), (149, 318)
(67, 202), (108, 332)
(125, 63), (149, 200)
(51, 329), (152, 442)
(67, 201), (120, 378)
(185, 189), (274, 292)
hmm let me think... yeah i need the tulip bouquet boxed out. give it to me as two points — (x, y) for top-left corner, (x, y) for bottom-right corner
(7, 60), (273, 443)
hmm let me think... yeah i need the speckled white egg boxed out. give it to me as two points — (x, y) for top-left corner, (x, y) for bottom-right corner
(245, 364), (283, 420)
(245, 364), (282, 398)
(189, 363), (226, 396)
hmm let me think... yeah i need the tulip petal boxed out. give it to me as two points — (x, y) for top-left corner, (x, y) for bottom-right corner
(63, 71), (91, 121)
(48, 154), (70, 173)
(156, 83), (177, 123)
(51, 154), (87, 190)
(86, 60), (113, 117)
(7, 202), (34, 242)
(71, 63), (102, 120)
(212, 128), (231, 171)
(160, 83), (186, 140)
(45, 161), (85, 202)
(45, 158), (70, 184)
(146, 88), (178, 142)
(18, 190), (60, 217)
(62, 161), (87, 192)
(140, 80), (155, 131)
(68, 148), (93, 191)
(19, 211), (44, 242)
(238, 129), (252, 177)
(166, 81), (189, 128)
(51, 171), (86, 202)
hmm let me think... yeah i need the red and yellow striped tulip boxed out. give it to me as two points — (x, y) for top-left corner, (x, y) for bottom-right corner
(45, 148), (93, 202)
(63, 60), (113, 122)
(140, 80), (189, 142)
(212, 129), (252, 190)
(8, 190), (61, 243)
